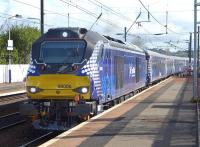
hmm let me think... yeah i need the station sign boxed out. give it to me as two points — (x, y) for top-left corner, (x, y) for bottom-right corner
(7, 40), (13, 50)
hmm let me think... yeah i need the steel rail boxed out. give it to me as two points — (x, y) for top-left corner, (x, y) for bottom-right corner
(20, 132), (54, 147)
(0, 112), (26, 131)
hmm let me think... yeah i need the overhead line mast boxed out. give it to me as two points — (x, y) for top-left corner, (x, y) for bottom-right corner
(193, 0), (199, 99)
(40, 0), (44, 35)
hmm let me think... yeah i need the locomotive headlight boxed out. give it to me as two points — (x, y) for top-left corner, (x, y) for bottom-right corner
(74, 87), (89, 94)
(62, 32), (68, 37)
(27, 86), (42, 94)
(81, 87), (88, 93)
(30, 87), (37, 93)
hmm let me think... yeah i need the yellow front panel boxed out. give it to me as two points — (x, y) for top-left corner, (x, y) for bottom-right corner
(26, 74), (90, 100)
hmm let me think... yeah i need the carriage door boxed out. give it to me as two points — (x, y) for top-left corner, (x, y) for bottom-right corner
(136, 57), (140, 83)
(114, 56), (124, 90)
(105, 51), (111, 99)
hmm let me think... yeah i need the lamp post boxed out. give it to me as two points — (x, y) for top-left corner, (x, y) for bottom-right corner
(194, 0), (199, 99)
(7, 14), (22, 83)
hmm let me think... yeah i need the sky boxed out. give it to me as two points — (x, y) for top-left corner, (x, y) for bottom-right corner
(0, 0), (196, 51)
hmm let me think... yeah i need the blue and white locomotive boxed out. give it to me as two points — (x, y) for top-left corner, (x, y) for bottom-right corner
(22, 27), (189, 130)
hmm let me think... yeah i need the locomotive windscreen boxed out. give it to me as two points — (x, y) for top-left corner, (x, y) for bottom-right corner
(39, 40), (86, 64)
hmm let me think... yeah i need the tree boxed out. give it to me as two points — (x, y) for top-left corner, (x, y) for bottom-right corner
(0, 24), (40, 64)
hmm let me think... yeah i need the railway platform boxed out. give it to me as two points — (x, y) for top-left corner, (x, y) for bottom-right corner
(0, 82), (25, 97)
(41, 77), (197, 147)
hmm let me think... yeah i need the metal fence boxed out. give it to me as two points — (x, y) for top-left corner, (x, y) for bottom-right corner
(0, 64), (28, 83)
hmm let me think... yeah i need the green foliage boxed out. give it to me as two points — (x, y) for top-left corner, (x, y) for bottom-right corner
(0, 24), (40, 64)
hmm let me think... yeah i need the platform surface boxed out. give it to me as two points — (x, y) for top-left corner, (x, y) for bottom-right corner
(0, 82), (25, 97)
(41, 77), (197, 147)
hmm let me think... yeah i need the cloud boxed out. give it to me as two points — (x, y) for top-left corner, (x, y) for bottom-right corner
(0, 0), (194, 51)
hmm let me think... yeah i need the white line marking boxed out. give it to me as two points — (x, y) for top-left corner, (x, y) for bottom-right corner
(39, 77), (173, 147)
(0, 90), (26, 97)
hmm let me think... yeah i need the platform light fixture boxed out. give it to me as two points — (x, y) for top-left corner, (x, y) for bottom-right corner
(7, 14), (22, 83)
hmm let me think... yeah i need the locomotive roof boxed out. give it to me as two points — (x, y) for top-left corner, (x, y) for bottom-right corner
(102, 36), (145, 54)
(45, 27), (145, 54)
(146, 49), (189, 60)
(125, 42), (145, 53)
(146, 49), (169, 58)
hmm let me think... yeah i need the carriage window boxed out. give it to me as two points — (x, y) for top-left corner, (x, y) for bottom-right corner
(40, 40), (86, 64)
(97, 44), (104, 62)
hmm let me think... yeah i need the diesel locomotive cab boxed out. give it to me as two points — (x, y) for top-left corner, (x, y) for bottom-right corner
(28, 28), (91, 100)
(21, 28), (97, 130)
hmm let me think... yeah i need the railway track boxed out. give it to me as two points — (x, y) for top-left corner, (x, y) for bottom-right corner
(0, 112), (26, 131)
(20, 131), (61, 147)
(0, 93), (27, 103)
